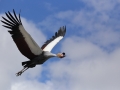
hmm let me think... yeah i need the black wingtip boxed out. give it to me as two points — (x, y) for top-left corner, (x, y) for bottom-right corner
(5, 12), (7, 16)
(60, 25), (66, 37)
(1, 9), (23, 29)
(64, 25), (66, 33)
(65, 25), (66, 31)
(13, 9), (15, 13)
(19, 9), (22, 23)
(19, 9), (21, 14)
(2, 25), (12, 29)
(13, 9), (20, 23)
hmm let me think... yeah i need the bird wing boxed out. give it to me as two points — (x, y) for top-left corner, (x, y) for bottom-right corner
(1, 10), (42, 60)
(41, 26), (66, 52)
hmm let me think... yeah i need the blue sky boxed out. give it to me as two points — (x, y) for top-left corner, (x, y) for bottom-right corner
(0, 0), (83, 22)
(0, 0), (120, 90)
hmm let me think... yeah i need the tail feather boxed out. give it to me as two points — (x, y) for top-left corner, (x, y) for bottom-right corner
(22, 61), (36, 68)
(22, 61), (30, 66)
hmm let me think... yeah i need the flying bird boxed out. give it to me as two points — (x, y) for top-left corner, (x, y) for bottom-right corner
(1, 10), (66, 76)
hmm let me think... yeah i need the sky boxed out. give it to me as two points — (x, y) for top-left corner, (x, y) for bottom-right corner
(0, 0), (120, 90)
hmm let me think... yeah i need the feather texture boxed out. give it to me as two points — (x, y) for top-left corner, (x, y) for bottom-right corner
(1, 9), (42, 59)
(41, 26), (66, 52)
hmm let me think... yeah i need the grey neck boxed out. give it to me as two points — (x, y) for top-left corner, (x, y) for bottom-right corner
(44, 51), (57, 57)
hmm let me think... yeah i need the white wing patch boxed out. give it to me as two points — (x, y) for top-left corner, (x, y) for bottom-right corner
(43, 36), (63, 52)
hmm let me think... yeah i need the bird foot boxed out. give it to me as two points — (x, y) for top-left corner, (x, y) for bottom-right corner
(16, 67), (28, 76)
(16, 71), (23, 76)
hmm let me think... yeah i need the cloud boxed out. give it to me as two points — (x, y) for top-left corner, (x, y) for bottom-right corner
(38, 0), (120, 90)
(39, 0), (120, 51)
(81, 0), (117, 12)
(11, 80), (54, 90)
(9, 34), (120, 90)
(44, 2), (56, 11)
(0, 14), (46, 90)
(1, 0), (120, 90)
(46, 36), (120, 90)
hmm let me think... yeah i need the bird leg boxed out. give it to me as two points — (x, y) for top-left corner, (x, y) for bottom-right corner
(16, 67), (29, 76)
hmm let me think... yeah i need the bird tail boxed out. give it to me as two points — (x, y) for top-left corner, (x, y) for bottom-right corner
(22, 61), (31, 66)
(22, 61), (36, 68)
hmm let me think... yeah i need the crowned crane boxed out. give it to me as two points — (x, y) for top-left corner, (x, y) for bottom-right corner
(1, 10), (66, 76)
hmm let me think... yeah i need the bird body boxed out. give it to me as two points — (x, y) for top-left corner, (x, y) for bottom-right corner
(1, 10), (66, 76)
(22, 51), (56, 67)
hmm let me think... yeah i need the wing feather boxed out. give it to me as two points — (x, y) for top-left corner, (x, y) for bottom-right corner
(13, 9), (20, 23)
(41, 26), (66, 52)
(2, 17), (16, 25)
(1, 10), (42, 59)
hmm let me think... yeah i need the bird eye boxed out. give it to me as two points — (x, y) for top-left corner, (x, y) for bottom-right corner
(62, 52), (65, 55)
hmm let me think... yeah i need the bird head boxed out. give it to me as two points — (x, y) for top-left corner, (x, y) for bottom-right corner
(57, 52), (66, 58)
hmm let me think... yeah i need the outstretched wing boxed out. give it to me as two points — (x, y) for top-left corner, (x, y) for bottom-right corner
(1, 9), (42, 60)
(41, 26), (66, 52)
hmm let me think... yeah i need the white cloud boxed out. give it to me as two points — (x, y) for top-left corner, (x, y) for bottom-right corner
(81, 0), (117, 12)
(38, 0), (120, 90)
(0, 14), (46, 90)
(44, 2), (56, 11)
(1, 0), (120, 90)
(47, 36), (120, 90)
(11, 80), (54, 90)
(39, 0), (120, 50)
